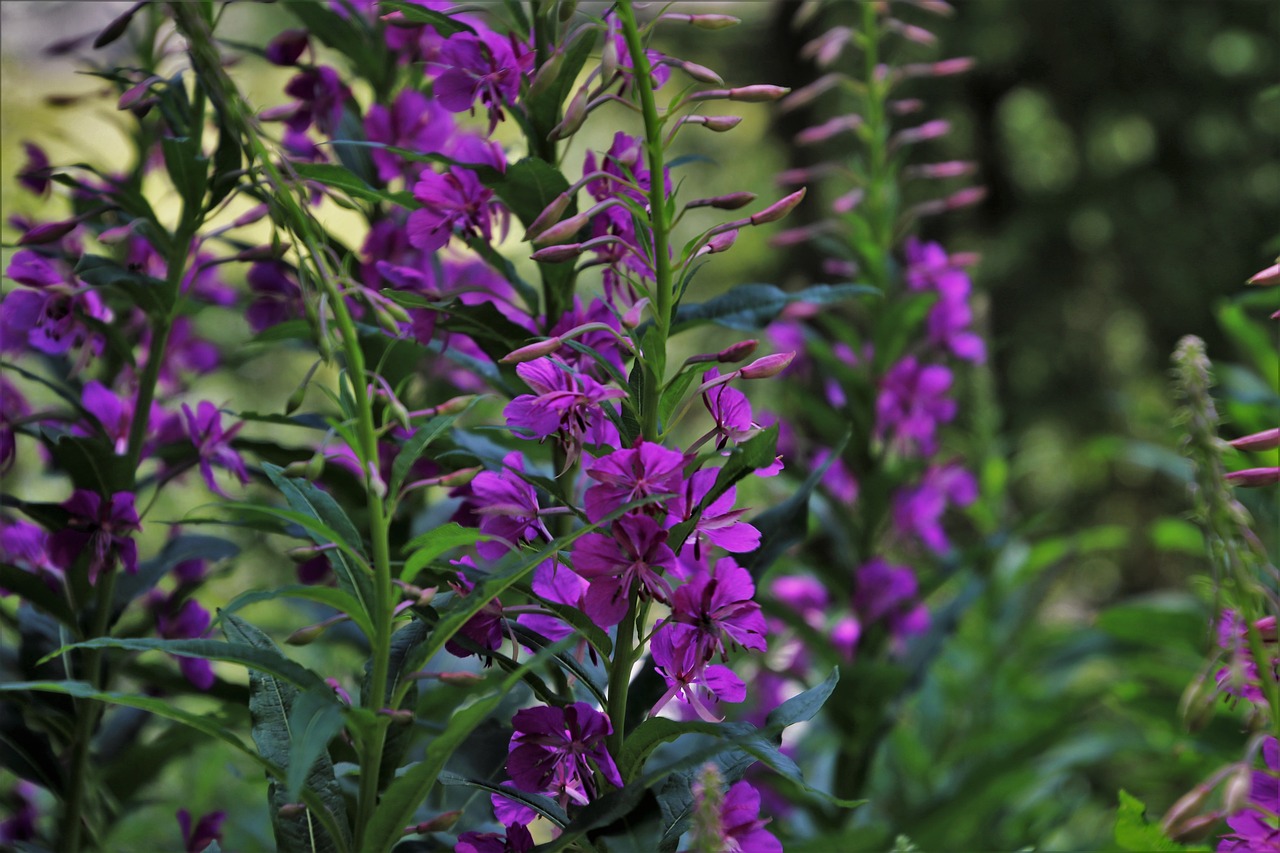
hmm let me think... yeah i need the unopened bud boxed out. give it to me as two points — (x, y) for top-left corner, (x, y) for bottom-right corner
(233, 204), (271, 228)
(287, 614), (348, 645)
(700, 115), (743, 132)
(283, 454), (325, 480)
(727, 85), (790, 103)
(796, 114), (863, 146)
(889, 98), (926, 116)
(1247, 262), (1280, 286)
(287, 543), (332, 564)
(530, 243), (585, 263)
(97, 222), (140, 245)
(622, 298), (649, 329)
(379, 708), (415, 724)
(678, 60), (723, 85)
(1223, 766), (1254, 815)
(893, 119), (952, 147)
(833, 188), (865, 214)
(1225, 466), (1280, 487)
(801, 26), (853, 68)
(19, 220), (77, 245)
(905, 161), (977, 180)
(528, 51), (566, 99)
(278, 804), (307, 818)
(265, 29), (309, 66)
(900, 57), (974, 78)
(117, 76), (161, 111)
(686, 192), (756, 211)
(533, 210), (590, 246)
(600, 36), (619, 83)
(739, 351), (795, 379)
(1161, 783), (1215, 836)
(1166, 813), (1222, 844)
(433, 395), (476, 417)
(781, 74), (846, 112)
(696, 229), (739, 257)
(717, 339), (758, 363)
(887, 19), (938, 46)
(1230, 428), (1280, 452)
(415, 585), (438, 607)
(437, 467), (481, 488)
(549, 87), (589, 141)
(664, 13), (740, 29)
(437, 671), (485, 686)
(501, 337), (563, 363)
(525, 192), (573, 241)
(750, 188), (807, 226)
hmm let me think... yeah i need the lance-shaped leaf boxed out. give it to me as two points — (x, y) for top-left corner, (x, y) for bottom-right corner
(671, 282), (878, 334)
(401, 523), (493, 582)
(222, 614), (351, 853)
(216, 584), (374, 641)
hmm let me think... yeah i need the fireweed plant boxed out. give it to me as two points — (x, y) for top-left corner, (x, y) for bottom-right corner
(1114, 258), (1279, 852)
(0, 0), (952, 850)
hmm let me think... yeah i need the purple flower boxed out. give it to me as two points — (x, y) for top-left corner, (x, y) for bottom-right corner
(433, 30), (530, 132)
(47, 490), (141, 584)
(504, 358), (626, 462)
(0, 781), (39, 844)
(853, 559), (928, 653)
(76, 381), (136, 455)
(2, 250), (110, 356)
(159, 317), (220, 391)
(582, 442), (686, 523)
(1218, 737), (1280, 852)
(547, 297), (628, 379)
(603, 13), (670, 92)
(264, 29), (309, 66)
(571, 514), (676, 626)
(904, 238), (985, 363)
(701, 369), (757, 448)
(649, 622), (746, 722)
(812, 446), (858, 505)
(666, 469), (761, 556)
(182, 402), (249, 496)
(408, 167), (499, 252)
(246, 261), (304, 333)
(507, 702), (622, 807)
(456, 823), (534, 853)
(667, 557), (767, 661)
(0, 518), (62, 593)
(17, 141), (51, 197)
(365, 89), (454, 184)
(283, 65), (352, 136)
(1214, 612), (1276, 705)
(177, 808), (226, 853)
(518, 559), (589, 644)
(152, 595), (216, 690)
(582, 132), (670, 294)
(0, 375), (30, 471)
(446, 563), (507, 660)
(469, 452), (546, 559)
(715, 781), (784, 853)
(875, 356), (956, 457)
(891, 463), (977, 553)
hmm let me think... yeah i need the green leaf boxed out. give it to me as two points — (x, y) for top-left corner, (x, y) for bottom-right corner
(1114, 790), (1210, 852)
(440, 771), (570, 825)
(377, 0), (477, 35)
(0, 680), (349, 849)
(261, 463), (374, 627)
(659, 369), (699, 429)
(162, 135), (209, 216)
(401, 523), (492, 581)
(216, 584), (374, 641)
(74, 254), (174, 317)
(671, 283), (877, 335)
(766, 668), (840, 728)
(285, 685), (347, 803)
(362, 644), (570, 852)
(44, 636), (330, 693)
(39, 427), (134, 495)
(292, 162), (412, 207)
(389, 401), (481, 498)
(0, 563), (75, 626)
(222, 614), (351, 853)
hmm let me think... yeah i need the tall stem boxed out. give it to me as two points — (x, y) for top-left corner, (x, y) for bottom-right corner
(617, 0), (673, 444)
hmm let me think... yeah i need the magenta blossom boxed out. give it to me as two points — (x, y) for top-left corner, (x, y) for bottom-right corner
(177, 808), (226, 853)
(507, 702), (622, 808)
(904, 237), (985, 363)
(365, 89), (454, 184)
(182, 402), (249, 497)
(246, 261), (304, 333)
(0, 519), (62, 590)
(701, 369), (757, 448)
(666, 469), (761, 556)
(0, 375), (30, 471)
(891, 463), (977, 553)
(650, 622), (746, 722)
(151, 594), (216, 690)
(571, 514), (677, 626)
(2, 249), (110, 356)
(874, 356), (956, 457)
(408, 167), (499, 252)
(703, 781), (784, 853)
(47, 490), (141, 584)
(433, 30), (531, 132)
(468, 452), (547, 559)
(853, 559), (929, 653)
(667, 557), (767, 661)
(582, 442), (687, 523)
(456, 823), (534, 853)
(504, 358), (625, 462)
(1218, 737), (1280, 852)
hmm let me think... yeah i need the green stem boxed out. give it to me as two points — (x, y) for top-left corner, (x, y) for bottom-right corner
(616, 0), (673, 444)
(860, 2), (892, 295)
(606, 597), (639, 764)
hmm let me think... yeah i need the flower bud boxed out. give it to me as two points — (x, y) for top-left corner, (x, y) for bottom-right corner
(437, 671), (485, 686)
(1247, 262), (1280, 286)
(437, 467), (481, 488)
(528, 51), (566, 99)
(1222, 766), (1254, 815)
(801, 26), (853, 68)
(781, 74), (846, 112)
(727, 84), (790, 103)
(905, 161), (977, 180)
(678, 60), (724, 85)
(600, 34), (619, 83)
(287, 543), (334, 564)
(887, 19), (938, 46)
(549, 86), (589, 141)
(118, 76), (161, 111)
(432, 395), (477, 417)
(284, 454), (325, 480)
(18, 219), (77, 245)
(661, 12), (740, 29)
(1230, 428), (1280, 452)
(750, 188), (807, 225)
(531, 243), (586, 263)
(379, 709), (415, 724)
(622, 298), (650, 329)
(833, 188), (865, 214)
(740, 351), (795, 379)
(501, 337), (563, 363)
(699, 115), (743, 132)
(265, 29), (309, 66)
(532, 210), (590, 246)
(686, 192), (756, 211)
(367, 461), (388, 500)
(97, 222), (140, 244)
(410, 811), (462, 834)
(796, 114), (863, 146)
(890, 98), (926, 116)
(278, 804), (307, 818)
(1160, 782), (1215, 836)
(893, 119), (952, 146)
(1225, 466), (1280, 487)
(696, 230), (739, 257)
(1166, 813), (1222, 844)
(233, 204), (271, 228)
(717, 339), (758, 363)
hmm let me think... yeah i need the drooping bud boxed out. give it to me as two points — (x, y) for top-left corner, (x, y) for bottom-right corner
(1247, 262), (1280, 286)
(528, 50), (567, 99)
(1224, 466), (1280, 487)
(367, 461), (388, 500)
(780, 73), (846, 112)
(739, 351), (796, 379)
(1165, 813), (1222, 844)
(409, 811), (463, 835)
(18, 219), (78, 245)
(749, 188), (807, 225)
(117, 76), (162, 111)
(501, 337), (564, 363)
(696, 230), (739, 257)
(677, 60), (724, 85)
(686, 192), (756, 211)
(717, 339), (758, 363)
(549, 86), (589, 141)
(532, 210), (591, 246)
(796, 114), (863, 146)
(1222, 765), (1254, 815)
(699, 115), (743, 132)
(661, 12), (740, 29)
(1230, 428), (1280, 452)
(622, 298), (650, 329)
(1160, 780), (1217, 837)
(437, 671), (485, 686)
